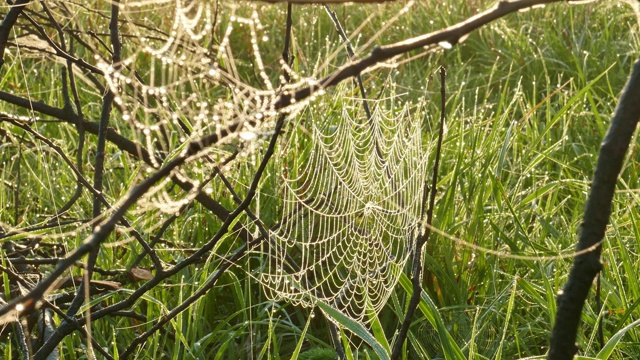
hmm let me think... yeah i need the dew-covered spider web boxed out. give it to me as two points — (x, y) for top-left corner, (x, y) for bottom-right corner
(259, 92), (430, 323)
(99, 1), (288, 215)
(100, 0), (430, 323)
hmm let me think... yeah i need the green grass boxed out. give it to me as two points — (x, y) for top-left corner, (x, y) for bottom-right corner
(2, 0), (640, 359)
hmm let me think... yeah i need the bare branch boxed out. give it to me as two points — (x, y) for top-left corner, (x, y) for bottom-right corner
(0, 0), (31, 68)
(273, 0), (567, 110)
(548, 57), (640, 359)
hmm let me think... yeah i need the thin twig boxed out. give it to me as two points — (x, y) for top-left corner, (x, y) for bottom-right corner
(40, 0), (87, 222)
(14, 319), (30, 360)
(391, 66), (446, 360)
(323, 5), (373, 121)
(18, 10), (104, 75)
(14, 132), (24, 225)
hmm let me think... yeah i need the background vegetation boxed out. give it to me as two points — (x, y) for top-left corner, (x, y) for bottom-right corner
(1, 0), (640, 359)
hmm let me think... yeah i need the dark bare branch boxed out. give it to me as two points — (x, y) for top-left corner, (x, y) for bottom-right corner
(548, 57), (640, 360)
(273, 0), (567, 110)
(0, 0), (31, 68)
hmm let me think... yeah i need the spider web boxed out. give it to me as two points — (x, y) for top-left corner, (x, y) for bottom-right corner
(260, 93), (429, 323)
(101, 0), (285, 214)
(106, 0), (429, 323)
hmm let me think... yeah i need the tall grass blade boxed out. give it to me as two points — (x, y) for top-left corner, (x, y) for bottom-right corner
(596, 318), (640, 359)
(495, 278), (517, 360)
(316, 300), (390, 360)
(398, 272), (465, 360)
(366, 299), (392, 355)
(291, 312), (313, 359)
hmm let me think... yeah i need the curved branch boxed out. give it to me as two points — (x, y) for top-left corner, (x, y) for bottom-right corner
(273, 0), (567, 110)
(548, 58), (640, 359)
(0, 0), (31, 69)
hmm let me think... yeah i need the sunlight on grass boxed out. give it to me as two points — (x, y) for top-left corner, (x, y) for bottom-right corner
(1, 0), (640, 359)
